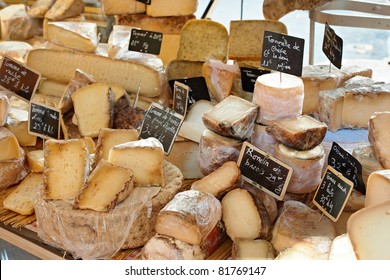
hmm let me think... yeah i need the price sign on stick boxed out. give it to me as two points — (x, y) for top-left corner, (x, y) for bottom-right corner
(140, 102), (184, 155)
(173, 81), (189, 116)
(237, 142), (292, 200)
(261, 31), (305, 77)
(313, 166), (353, 222)
(28, 102), (61, 140)
(0, 56), (41, 102)
(129, 29), (163, 55)
(323, 22), (343, 69)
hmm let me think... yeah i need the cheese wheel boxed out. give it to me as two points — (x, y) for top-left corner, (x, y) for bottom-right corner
(250, 124), (277, 156)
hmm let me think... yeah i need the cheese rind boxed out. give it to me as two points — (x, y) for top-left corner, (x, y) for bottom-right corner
(365, 170), (390, 208)
(38, 79), (67, 98)
(44, 0), (84, 20)
(28, 0), (56, 18)
(352, 145), (383, 185)
(250, 124), (277, 156)
(368, 111), (390, 168)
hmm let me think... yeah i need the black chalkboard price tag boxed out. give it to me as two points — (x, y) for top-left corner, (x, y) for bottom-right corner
(173, 81), (189, 116)
(322, 22), (343, 69)
(240, 67), (270, 92)
(261, 30), (305, 77)
(139, 102), (184, 155)
(0, 56), (41, 102)
(136, 0), (151, 4)
(128, 29), (163, 55)
(28, 102), (61, 140)
(328, 142), (365, 194)
(313, 166), (353, 222)
(237, 142), (293, 200)
(168, 77), (210, 108)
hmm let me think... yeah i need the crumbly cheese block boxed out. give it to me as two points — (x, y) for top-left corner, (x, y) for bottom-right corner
(156, 190), (222, 245)
(2, 173), (44, 215)
(94, 128), (139, 167)
(0, 148), (28, 190)
(45, 22), (98, 53)
(232, 238), (275, 260)
(0, 4), (42, 40)
(368, 111), (390, 168)
(0, 127), (21, 161)
(166, 59), (204, 81)
(202, 95), (258, 140)
(222, 188), (271, 240)
(250, 124), (277, 156)
(27, 0), (56, 18)
(0, 41), (32, 63)
(146, 0), (198, 17)
(108, 137), (165, 187)
(43, 139), (90, 200)
(253, 72), (304, 125)
(365, 170), (390, 208)
(198, 129), (243, 176)
(0, 94), (10, 126)
(44, 0), (84, 20)
(38, 79), (67, 98)
(263, 0), (331, 20)
(115, 14), (195, 35)
(271, 200), (336, 253)
(177, 19), (229, 62)
(166, 137), (203, 179)
(26, 150), (44, 173)
(191, 161), (240, 198)
(178, 100), (214, 143)
(274, 143), (325, 194)
(266, 115), (327, 151)
(102, 0), (145, 15)
(228, 19), (287, 61)
(275, 236), (332, 260)
(202, 59), (239, 102)
(72, 83), (114, 138)
(352, 145), (383, 185)
(328, 233), (356, 260)
(74, 160), (134, 212)
(4, 108), (37, 147)
(343, 84), (390, 129)
(26, 48), (165, 98)
(347, 200), (390, 259)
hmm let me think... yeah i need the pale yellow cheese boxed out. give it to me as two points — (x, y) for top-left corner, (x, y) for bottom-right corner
(232, 238), (275, 260)
(0, 94), (10, 126)
(368, 111), (390, 168)
(159, 34), (180, 65)
(275, 236), (332, 260)
(26, 150), (44, 173)
(146, 0), (198, 17)
(44, 0), (84, 20)
(27, 0), (56, 18)
(0, 41), (32, 63)
(328, 234), (356, 260)
(365, 170), (390, 208)
(0, 148), (28, 190)
(0, 127), (21, 161)
(166, 59), (203, 81)
(102, 0), (146, 15)
(4, 108), (37, 147)
(38, 79), (67, 98)
(43, 15), (85, 38)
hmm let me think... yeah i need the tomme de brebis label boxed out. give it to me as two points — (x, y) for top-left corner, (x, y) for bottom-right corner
(0, 56), (41, 102)
(128, 29), (163, 55)
(237, 142), (292, 200)
(313, 166), (353, 222)
(322, 22), (343, 69)
(28, 102), (61, 140)
(328, 142), (365, 195)
(261, 31), (305, 77)
(168, 77), (210, 107)
(140, 102), (184, 155)
(240, 67), (270, 92)
(173, 81), (189, 116)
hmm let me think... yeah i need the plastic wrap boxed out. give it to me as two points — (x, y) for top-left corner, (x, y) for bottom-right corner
(0, 41), (32, 63)
(250, 123), (277, 156)
(0, 148), (29, 190)
(0, 92), (11, 126)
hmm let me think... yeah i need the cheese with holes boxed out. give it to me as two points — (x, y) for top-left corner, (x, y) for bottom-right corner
(102, 0), (145, 15)
(26, 48), (165, 98)
(45, 22), (98, 53)
(28, 0), (56, 18)
(368, 111), (390, 168)
(156, 190), (222, 245)
(232, 238), (275, 260)
(72, 83), (114, 138)
(178, 100), (214, 143)
(343, 84), (390, 128)
(253, 72), (303, 125)
(0, 94), (10, 126)
(202, 95), (258, 140)
(265, 115), (327, 151)
(365, 170), (390, 208)
(94, 128), (139, 167)
(45, 0), (84, 20)
(0, 127), (21, 161)
(177, 19), (229, 62)
(328, 234), (356, 260)
(74, 160), (134, 212)
(250, 124), (277, 156)
(275, 143), (325, 194)
(228, 19), (287, 61)
(166, 59), (204, 81)
(108, 137), (165, 187)
(191, 161), (240, 198)
(38, 79), (67, 98)
(0, 147), (28, 189)
(146, 0), (198, 17)
(43, 139), (90, 200)
(198, 129), (243, 176)
(271, 200), (336, 253)
(222, 188), (271, 240)
(4, 108), (37, 147)
(347, 200), (390, 259)
(3, 173), (44, 215)
(352, 145), (383, 185)
(26, 150), (44, 173)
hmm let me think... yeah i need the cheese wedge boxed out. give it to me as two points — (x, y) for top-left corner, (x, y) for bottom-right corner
(232, 238), (275, 260)
(368, 111), (390, 168)
(38, 79), (67, 98)
(0, 147), (28, 190)
(0, 127), (21, 161)
(263, 0), (331, 20)
(166, 59), (204, 80)
(72, 83), (114, 138)
(4, 108), (37, 147)
(3, 173), (44, 216)
(43, 139), (90, 200)
(146, 0), (198, 17)
(0, 94), (10, 127)
(275, 236), (332, 260)
(250, 124), (277, 156)
(365, 170), (390, 208)
(45, 22), (98, 53)
(26, 150), (45, 173)
(0, 41), (32, 63)
(44, 0), (84, 20)
(328, 234), (356, 260)
(102, 0), (146, 15)
(27, 0), (56, 18)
